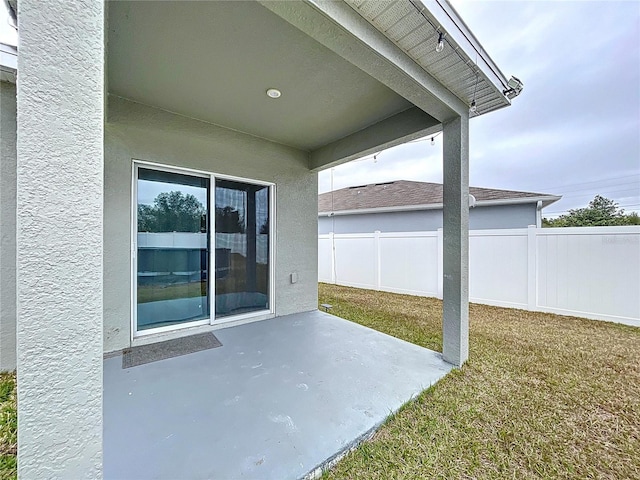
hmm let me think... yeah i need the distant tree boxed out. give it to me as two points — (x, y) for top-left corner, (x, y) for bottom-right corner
(138, 191), (206, 233)
(215, 206), (244, 233)
(543, 195), (639, 227)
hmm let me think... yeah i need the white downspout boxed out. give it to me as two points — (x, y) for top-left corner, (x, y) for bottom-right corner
(536, 200), (543, 228)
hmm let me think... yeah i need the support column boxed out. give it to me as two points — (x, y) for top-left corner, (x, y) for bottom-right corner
(17, 1), (104, 477)
(442, 115), (469, 367)
(0, 81), (17, 372)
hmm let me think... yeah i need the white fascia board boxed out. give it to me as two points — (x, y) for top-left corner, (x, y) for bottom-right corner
(318, 195), (562, 217)
(0, 42), (17, 83)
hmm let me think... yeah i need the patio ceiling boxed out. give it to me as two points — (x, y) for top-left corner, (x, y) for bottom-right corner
(107, 1), (433, 152)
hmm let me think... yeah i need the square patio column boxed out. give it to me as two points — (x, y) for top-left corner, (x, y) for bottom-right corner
(442, 114), (469, 367)
(0, 81), (16, 372)
(16, 1), (104, 477)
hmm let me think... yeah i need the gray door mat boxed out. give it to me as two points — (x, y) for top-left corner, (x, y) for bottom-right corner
(122, 332), (222, 369)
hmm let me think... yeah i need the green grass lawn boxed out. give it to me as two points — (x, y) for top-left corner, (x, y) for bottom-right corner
(319, 283), (640, 480)
(0, 371), (16, 480)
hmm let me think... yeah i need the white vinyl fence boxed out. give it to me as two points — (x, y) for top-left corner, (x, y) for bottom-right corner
(319, 226), (640, 327)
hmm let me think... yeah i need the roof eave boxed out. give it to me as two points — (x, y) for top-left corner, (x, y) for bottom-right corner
(409, 0), (511, 114)
(318, 195), (562, 216)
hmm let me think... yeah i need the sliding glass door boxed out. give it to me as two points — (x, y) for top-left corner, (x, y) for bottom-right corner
(136, 167), (210, 331)
(214, 179), (270, 318)
(134, 164), (272, 335)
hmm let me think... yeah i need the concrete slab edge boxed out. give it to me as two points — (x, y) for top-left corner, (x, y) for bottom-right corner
(300, 377), (446, 480)
(301, 419), (382, 480)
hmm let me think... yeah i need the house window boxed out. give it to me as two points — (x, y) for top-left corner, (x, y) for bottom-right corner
(133, 163), (273, 336)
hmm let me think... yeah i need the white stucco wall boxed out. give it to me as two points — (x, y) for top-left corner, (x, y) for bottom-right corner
(16, 0), (104, 477)
(0, 81), (16, 372)
(104, 96), (318, 352)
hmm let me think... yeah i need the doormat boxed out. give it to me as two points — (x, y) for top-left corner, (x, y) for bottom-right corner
(122, 332), (222, 369)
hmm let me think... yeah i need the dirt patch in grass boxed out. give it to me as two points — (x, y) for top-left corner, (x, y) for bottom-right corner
(0, 371), (16, 480)
(319, 283), (640, 480)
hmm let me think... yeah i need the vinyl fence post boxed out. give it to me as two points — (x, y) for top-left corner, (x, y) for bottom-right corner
(527, 225), (537, 311)
(329, 232), (336, 284)
(374, 230), (381, 291)
(437, 228), (444, 299)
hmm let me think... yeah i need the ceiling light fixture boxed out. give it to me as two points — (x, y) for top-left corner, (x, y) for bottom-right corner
(430, 137), (435, 146)
(469, 100), (477, 114)
(435, 32), (445, 53)
(266, 88), (281, 99)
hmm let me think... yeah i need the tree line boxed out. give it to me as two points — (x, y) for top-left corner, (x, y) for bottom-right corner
(543, 195), (639, 227)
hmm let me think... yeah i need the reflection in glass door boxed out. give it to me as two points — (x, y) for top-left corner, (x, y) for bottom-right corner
(136, 167), (210, 331)
(215, 179), (270, 318)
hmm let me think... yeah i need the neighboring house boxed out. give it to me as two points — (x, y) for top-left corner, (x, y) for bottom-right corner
(0, 0), (520, 477)
(319, 180), (561, 233)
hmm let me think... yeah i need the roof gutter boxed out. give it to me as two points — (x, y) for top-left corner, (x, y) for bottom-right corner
(319, 195), (562, 217)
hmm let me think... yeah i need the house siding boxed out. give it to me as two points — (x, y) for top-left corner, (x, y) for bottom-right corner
(104, 96), (318, 353)
(318, 203), (538, 234)
(0, 81), (16, 372)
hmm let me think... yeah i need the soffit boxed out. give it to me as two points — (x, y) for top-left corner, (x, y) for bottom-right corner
(343, 0), (512, 116)
(107, 1), (414, 151)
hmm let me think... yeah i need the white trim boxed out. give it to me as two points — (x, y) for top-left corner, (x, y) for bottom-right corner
(132, 158), (213, 179)
(130, 163), (137, 343)
(134, 318), (211, 338)
(318, 195), (562, 217)
(209, 167), (215, 322)
(125, 312), (277, 349)
(269, 184), (277, 315)
(214, 308), (272, 326)
(131, 160), (276, 341)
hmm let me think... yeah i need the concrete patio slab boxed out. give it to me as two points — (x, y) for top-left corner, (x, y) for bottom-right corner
(104, 310), (453, 479)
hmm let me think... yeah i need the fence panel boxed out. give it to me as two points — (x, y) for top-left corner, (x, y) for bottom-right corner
(378, 233), (439, 296)
(319, 226), (640, 326)
(333, 234), (377, 289)
(469, 230), (528, 308)
(536, 227), (640, 324)
(318, 235), (333, 283)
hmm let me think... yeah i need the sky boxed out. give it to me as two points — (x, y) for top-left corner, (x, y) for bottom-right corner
(317, 0), (640, 217)
(1, 2), (638, 218)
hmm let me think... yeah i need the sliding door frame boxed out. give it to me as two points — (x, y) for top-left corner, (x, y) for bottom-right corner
(131, 159), (276, 340)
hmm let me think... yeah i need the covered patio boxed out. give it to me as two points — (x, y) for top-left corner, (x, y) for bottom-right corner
(2, 0), (519, 477)
(104, 311), (452, 479)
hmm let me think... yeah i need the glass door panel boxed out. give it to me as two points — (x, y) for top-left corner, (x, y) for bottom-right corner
(215, 179), (270, 318)
(136, 167), (210, 331)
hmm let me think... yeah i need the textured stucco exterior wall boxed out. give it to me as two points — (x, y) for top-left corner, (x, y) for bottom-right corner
(0, 81), (16, 372)
(318, 203), (537, 234)
(16, 1), (104, 477)
(104, 96), (318, 353)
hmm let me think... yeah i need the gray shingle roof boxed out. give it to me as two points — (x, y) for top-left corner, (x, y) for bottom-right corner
(318, 180), (559, 212)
